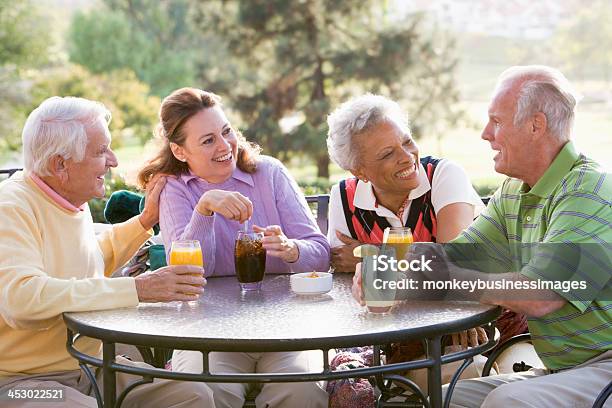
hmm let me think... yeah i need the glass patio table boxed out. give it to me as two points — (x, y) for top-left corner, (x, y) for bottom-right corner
(64, 274), (500, 408)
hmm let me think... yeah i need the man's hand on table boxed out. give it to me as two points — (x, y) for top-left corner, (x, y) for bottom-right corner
(134, 265), (206, 302)
(352, 262), (366, 306)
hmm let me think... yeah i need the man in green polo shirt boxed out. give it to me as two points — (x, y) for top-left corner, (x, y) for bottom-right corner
(443, 66), (611, 407)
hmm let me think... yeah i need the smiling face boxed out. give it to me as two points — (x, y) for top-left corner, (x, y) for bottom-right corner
(171, 105), (238, 183)
(352, 119), (420, 196)
(481, 83), (533, 180)
(63, 122), (118, 205)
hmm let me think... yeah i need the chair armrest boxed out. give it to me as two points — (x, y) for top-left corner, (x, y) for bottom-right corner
(593, 380), (612, 408)
(482, 333), (532, 376)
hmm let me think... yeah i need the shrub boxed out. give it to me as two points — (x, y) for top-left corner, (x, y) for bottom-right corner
(89, 172), (140, 223)
(473, 182), (499, 198)
(298, 178), (333, 196)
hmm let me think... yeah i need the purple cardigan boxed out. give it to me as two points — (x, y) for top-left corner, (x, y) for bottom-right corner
(159, 156), (330, 276)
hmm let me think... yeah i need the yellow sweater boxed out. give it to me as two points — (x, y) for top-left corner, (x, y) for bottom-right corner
(0, 172), (150, 377)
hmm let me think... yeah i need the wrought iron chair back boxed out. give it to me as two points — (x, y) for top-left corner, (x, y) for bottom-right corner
(305, 194), (329, 235)
(0, 168), (21, 180)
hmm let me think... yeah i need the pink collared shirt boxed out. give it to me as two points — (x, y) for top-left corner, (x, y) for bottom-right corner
(30, 173), (85, 213)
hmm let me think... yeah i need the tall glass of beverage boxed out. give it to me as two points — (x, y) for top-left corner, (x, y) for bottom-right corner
(169, 239), (204, 295)
(234, 231), (266, 291)
(383, 226), (414, 260)
(363, 227), (413, 314)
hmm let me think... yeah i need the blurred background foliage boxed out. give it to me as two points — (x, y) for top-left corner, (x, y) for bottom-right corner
(1, 0), (611, 222)
(187, 0), (463, 178)
(1, 0), (463, 175)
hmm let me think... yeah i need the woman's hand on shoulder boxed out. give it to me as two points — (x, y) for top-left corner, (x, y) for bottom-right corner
(196, 190), (253, 223)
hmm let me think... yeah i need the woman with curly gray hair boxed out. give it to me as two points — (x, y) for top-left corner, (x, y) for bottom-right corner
(325, 94), (496, 407)
(326, 93), (484, 272)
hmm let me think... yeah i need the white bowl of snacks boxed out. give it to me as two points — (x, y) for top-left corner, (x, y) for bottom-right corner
(290, 272), (333, 295)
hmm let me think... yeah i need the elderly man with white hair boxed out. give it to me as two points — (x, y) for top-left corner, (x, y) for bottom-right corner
(347, 66), (612, 407)
(0, 97), (214, 407)
(437, 66), (611, 407)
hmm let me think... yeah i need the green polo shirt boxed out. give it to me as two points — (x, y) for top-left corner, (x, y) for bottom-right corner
(453, 141), (611, 370)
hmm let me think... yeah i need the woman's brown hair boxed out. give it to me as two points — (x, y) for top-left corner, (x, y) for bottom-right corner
(137, 87), (261, 188)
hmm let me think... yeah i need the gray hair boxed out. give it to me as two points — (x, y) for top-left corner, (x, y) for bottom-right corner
(22, 96), (111, 176)
(496, 65), (582, 142)
(327, 93), (410, 170)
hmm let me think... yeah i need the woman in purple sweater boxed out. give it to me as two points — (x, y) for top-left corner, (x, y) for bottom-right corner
(138, 88), (329, 408)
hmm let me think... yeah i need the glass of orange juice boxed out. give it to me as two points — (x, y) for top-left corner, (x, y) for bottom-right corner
(169, 240), (204, 295)
(361, 227), (413, 314)
(169, 240), (203, 267)
(383, 226), (414, 261)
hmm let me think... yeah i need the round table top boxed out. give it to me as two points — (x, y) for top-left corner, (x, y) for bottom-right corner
(64, 274), (500, 352)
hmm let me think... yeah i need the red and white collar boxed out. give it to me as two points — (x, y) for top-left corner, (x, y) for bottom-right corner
(353, 161), (430, 221)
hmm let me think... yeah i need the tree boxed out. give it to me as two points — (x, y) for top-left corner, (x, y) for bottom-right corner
(69, 0), (205, 97)
(0, 0), (50, 67)
(0, 68), (31, 153)
(31, 65), (160, 148)
(190, 1), (463, 177)
(0, 1), (163, 157)
(552, 0), (612, 84)
(0, 0), (52, 154)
